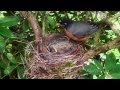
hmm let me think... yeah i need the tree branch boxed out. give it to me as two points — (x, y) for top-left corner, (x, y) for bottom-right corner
(98, 11), (120, 36)
(20, 11), (42, 43)
(81, 37), (120, 61)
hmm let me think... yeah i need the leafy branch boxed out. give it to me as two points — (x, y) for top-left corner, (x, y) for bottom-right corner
(82, 37), (120, 61)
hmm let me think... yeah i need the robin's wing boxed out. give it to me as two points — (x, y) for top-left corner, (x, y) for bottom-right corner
(68, 22), (98, 37)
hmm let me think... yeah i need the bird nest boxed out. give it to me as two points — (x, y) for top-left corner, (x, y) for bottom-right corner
(24, 33), (87, 79)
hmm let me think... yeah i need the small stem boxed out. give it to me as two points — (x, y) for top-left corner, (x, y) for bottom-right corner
(41, 11), (46, 37)
(93, 30), (101, 46)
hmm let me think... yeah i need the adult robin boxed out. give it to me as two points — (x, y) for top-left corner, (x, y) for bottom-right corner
(59, 18), (110, 42)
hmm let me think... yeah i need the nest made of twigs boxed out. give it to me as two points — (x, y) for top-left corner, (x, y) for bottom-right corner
(24, 33), (87, 79)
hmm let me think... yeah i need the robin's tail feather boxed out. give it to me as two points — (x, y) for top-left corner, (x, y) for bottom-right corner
(85, 20), (111, 30)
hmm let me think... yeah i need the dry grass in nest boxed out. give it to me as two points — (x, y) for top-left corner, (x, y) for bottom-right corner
(24, 33), (87, 79)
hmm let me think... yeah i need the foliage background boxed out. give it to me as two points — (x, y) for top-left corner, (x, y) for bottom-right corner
(0, 11), (120, 79)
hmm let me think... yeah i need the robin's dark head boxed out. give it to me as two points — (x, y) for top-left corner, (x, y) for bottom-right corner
(59, 18), (73, 29)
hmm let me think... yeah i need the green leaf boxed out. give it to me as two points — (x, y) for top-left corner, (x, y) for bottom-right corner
(98, 75), (105, 79)
(17, 66), (25, 79)
(7, 53), (18, 64)
(0, 60), (8, 69)
(0, 61), (6, 69)
(0, 27), (16, 38)
(107, 49), (120, 60)
(111, 73), (120, 79)
(109, 64), (120, 79)
(0, 53), (9, 69)
(22, 20), (30, 31)
(4, 65), (16, 75)
(0, 35), (5, 53)
(46, 16), (56, 28)
(105, 53), (116, 71)
(0, 16), (19, 27)
(94, 60), (104, 71)
(84, 63), (102, 75)
(6, 44), (12, 52)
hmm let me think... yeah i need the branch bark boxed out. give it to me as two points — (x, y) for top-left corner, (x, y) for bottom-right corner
(20, 11), (42, 43)
(82, 37), (120, 61)
(92, 11), (120, 52)
(98, 11), (120, 36)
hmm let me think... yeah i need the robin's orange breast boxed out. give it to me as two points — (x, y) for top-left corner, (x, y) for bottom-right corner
(64, 29), (90, 41)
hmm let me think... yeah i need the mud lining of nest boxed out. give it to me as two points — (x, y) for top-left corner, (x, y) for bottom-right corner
(24, 33), (87, 79)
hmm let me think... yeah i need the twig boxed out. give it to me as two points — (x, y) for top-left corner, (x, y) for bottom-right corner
(93, 30), (101, 46)
(41, 11), (46, 37)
